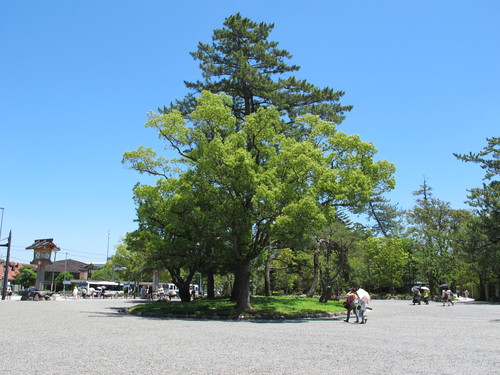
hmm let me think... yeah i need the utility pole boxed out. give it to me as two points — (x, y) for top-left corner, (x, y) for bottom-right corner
(50, 251), (57, 292)
(63, 252), (68, 299)
(1, 231), (12, 300)
(106, 230), (110, 280)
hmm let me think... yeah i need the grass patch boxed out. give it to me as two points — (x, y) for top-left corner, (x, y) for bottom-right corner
(128, 296), (345, 319)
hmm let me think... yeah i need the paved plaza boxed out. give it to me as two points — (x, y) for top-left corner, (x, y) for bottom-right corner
(0, 297), (498, 374)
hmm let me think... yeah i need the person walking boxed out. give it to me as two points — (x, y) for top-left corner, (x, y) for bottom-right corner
(357, 297), (367, 324)
(356, 288), (371, 324)
(446, 289), (454, 306)
(158, 286), (165, 300)
(343, 288), (359, 323)
(72, 286), (79, 300)
(442, 289), (447, 306)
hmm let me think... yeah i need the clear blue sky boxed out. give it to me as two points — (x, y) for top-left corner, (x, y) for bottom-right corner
(1, 1), (498, 265)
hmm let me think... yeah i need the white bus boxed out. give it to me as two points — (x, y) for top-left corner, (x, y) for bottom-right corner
(76, 280), (124, 298)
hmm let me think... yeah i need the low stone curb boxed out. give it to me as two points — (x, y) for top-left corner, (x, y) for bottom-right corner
(124, 308), (346, 320)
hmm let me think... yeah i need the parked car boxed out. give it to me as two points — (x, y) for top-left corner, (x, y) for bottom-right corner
(20, 288), (55, 301)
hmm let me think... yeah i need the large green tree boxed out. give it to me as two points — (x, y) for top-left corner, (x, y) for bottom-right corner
(125, 14), (395, 311)
(125, 91), (395, 311)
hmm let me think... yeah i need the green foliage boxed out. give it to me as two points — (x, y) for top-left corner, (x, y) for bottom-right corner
(125, 91), (394, 309)
(357, 237), (408, 291)
(90, 266), (110, 281)
(55, 272), (73, 290)
(312, 221), (366, 300)
(366, 197), (404, 238)
(454, 136), (499, 180)
(111, 243), (146, 282)
(405, 182), (472, 293)
(454, 137), (499, 299)
(456, 137), (499, 250)
(15, 265), (36, 288)
(170, 13), (352, 125)
(266, 247), (300, 295)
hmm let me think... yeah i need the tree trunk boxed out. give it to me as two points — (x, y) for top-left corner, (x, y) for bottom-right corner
(167, 266), (195, 302)
(264, 253), (272, 297)
(206, 271), (215, 298)
(230, 272), (239, 301)
(319, 285), (333, 303)
(233, 261), (252, 312)
(479, 275), (487, 301)
(178, 286), (192, 302)
(306, 253), (320, 298)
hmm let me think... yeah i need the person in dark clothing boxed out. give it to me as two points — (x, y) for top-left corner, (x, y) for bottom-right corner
(412, 290), (421, 305)
(343, 288), (359, 323)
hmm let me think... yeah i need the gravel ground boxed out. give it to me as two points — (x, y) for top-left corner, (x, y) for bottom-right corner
(0, 297), (498, 375)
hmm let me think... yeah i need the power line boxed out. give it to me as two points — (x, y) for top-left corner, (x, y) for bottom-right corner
(9, 245), (109, 258)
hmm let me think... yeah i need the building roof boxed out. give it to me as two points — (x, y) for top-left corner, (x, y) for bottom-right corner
(48, 259), (90, 274)
(0, 262), (29, 281)
(25, 238), (60, 251)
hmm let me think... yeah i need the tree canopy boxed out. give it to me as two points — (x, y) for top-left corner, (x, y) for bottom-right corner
(125, 89), (395, 311)
(165, 13), (352, 127)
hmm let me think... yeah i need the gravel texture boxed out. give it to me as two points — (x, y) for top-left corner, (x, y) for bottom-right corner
(0, 297), (498, 374)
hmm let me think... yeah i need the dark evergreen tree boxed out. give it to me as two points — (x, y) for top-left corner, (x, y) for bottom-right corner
(163, 13), (352, 129)
(454, 137), (499, 300)
(367, 197), (403, 238)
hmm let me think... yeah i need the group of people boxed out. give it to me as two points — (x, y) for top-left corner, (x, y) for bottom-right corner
(72, 286), (104, 299)
(412, 287), (430, 305)
(146, 286), (178, 301)
(343, 288), (369, 324)
(412, 286), (469, 306)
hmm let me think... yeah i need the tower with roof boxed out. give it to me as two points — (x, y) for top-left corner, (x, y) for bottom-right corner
(26, 238), (60, 290)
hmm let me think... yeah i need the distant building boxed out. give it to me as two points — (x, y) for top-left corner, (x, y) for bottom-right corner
(2, 259), (105, 291)
(48, 259), (91, 279)
(0, 262), (28, 282)
(42, 259), (100, 290)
